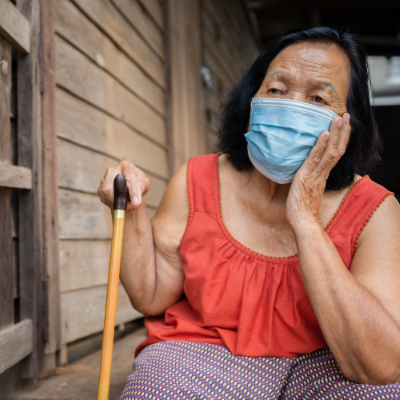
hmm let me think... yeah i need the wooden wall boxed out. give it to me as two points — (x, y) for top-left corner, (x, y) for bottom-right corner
(201, 0), (259, 151)
(53, 0), (259, 356)
(1, 0), (260, 392)
(54, 0), (168, 348)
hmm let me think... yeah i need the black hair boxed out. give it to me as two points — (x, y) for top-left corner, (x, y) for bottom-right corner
(217, 27), (382, 190)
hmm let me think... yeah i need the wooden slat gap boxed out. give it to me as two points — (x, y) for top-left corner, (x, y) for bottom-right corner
(203, 26), (241, 83)
(55, 84), (168, 151)
(69, 0), (166, 89)
(137, 0), (164, 32)
(56, 135), (169, 183)
(202, 10), (247, 78)
(57, 181), (165, 200)
(59, 237), (114, 242)
(54, 31), (167, 117)
(110, 0), (165, 61)
(204, 42), (235, 86)
(136, 0), (164, 34)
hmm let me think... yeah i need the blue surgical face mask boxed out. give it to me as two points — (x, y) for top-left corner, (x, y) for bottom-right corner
(244, 98), (339, 184)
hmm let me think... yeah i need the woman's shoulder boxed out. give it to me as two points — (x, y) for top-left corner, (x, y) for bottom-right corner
(356, 181), (399, 238)
(349, 185), (400, 326)
(152, 161), (189, 245)
(350, 175), (398, 253)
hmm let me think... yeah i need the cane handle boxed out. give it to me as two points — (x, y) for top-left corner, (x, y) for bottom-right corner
(113, 174), (128, 210)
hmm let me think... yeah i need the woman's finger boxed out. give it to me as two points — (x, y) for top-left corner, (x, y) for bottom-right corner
(336, 113), (351, 158)
(136, 169), (151, 198)
(298, 130), (330, 175)
(315, 116), (343, 175)
(100, 166), (120, 208)
(120, 161), (142, 207)
(98, 161), (151, 213)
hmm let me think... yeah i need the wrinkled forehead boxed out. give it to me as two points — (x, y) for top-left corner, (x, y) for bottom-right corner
(265, 42), (350, 91)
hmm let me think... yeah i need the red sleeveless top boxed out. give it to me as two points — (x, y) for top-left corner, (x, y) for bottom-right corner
(135, 153), (393, 358)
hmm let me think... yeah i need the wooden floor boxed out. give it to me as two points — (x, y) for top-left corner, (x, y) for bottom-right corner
(9, 327), (147, 400)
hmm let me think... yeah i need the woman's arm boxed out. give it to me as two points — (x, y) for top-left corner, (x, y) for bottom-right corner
(287, 115), (400, 385)
(98, 161), (188, 316)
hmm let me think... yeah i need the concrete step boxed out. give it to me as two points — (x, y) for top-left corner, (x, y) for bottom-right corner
(9, 328), (147, 400)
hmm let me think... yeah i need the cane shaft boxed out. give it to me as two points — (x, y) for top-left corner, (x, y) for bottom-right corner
(97, 210), (125, 400)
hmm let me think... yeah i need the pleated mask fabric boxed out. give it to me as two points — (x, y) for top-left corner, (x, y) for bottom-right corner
(245, 98), (339, 184)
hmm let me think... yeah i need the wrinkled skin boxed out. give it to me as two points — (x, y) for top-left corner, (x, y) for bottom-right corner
(98, 42), (400, 385)
(253, 42), (351, 229)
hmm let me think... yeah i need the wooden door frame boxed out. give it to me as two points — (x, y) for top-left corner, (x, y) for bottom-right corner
(0, 0), (60, 381)
(40, 0), (61, 368)
(0, 0), (35, 379)
(17, 0), (61, 378)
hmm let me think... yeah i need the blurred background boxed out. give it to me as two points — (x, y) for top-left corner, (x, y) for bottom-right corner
(0, 0), (399, 399)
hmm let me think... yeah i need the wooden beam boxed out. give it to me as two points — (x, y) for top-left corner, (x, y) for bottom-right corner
(246, 0), (400, 10)
(0, 37), (13, 331)
(166, 0), (207, 175)
(0, 320), (33, 375)
(0, 163), (32, 189)
(17, 0), (44, 379)
(41, 0), (61, 357)
(0, 0), (30, 53)
(0, 37), (12, 163)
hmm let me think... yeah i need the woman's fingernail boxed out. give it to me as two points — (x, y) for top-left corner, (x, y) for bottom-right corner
(133, 196), (139, 204)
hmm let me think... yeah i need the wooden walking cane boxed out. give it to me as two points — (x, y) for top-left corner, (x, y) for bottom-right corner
(97, 174), (128, 400)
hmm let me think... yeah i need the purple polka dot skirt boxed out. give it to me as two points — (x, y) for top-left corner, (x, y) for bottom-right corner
(120, 341), (400, 399)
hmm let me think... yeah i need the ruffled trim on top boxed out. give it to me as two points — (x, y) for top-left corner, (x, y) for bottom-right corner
(214, 153), (368, 261)
(324, 175), (368, 232)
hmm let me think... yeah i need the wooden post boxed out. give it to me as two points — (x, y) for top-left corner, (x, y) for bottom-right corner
(17, 0), (44, 379)
(41, 0), (61, 360)
(166, 0), (207, 175)
(0, 36), (13, 331)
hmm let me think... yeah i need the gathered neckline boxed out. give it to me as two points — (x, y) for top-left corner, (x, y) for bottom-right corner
(214, 153), (368, 262)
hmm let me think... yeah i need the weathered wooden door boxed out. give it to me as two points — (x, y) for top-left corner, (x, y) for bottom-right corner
(0, 0), (44, 383)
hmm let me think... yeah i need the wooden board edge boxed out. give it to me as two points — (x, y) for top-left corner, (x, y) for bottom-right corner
(41, 0), (61, 356)
(0, 320), (33, 375)
(0, 163), (32, 189)
(0, 0), (30, 53)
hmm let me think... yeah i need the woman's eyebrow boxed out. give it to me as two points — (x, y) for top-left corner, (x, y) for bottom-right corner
(266, 71), (285, 78)
(319, 82), (337, 94)
(266, 71), (338, 94)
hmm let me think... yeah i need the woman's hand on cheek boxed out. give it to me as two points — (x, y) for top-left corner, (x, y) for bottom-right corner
(286, 113), (351, 232)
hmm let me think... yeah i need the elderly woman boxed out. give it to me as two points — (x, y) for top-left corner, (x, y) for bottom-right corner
(98, 27), (400, 399)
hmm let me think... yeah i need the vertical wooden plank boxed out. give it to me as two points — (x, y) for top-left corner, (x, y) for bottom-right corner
(0, 188), (14, 330)
(167, 0), (207, 174)
(17, 0), (43, 379)
(0, 37), (13, 330)
(41, 0), (61, 357)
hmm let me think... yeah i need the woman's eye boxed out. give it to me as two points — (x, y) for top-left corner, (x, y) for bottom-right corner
(313, 96), (325, 103)
(270, 88), (282, 94)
